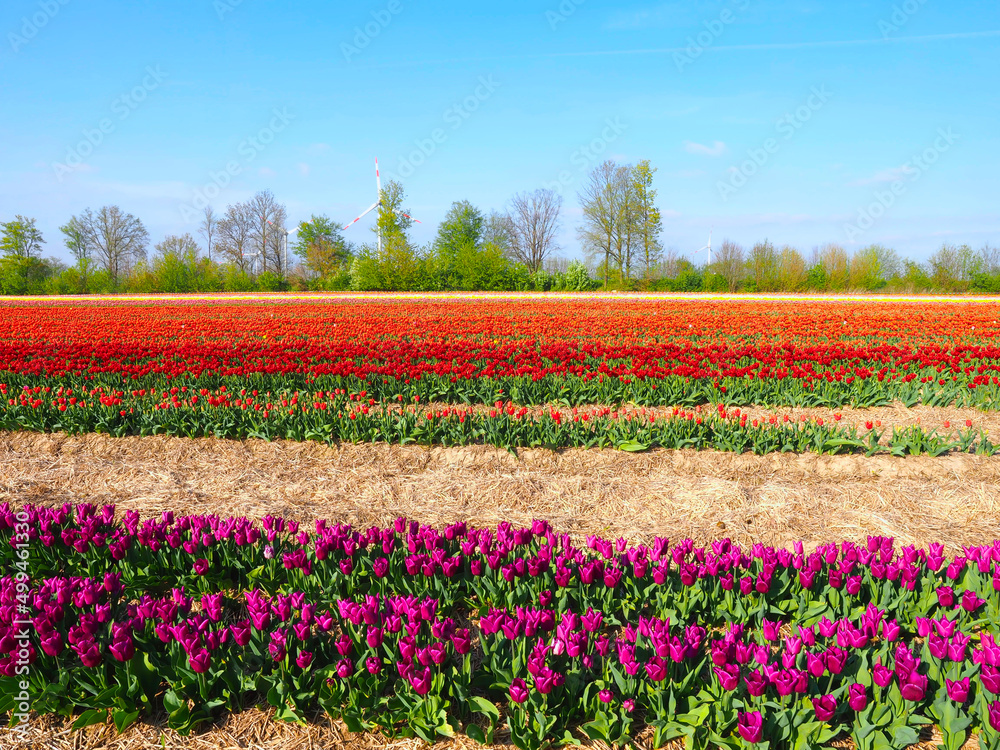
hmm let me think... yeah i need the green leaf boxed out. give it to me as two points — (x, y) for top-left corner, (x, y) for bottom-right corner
(469, 696), (500, 722)
(466, 724), (487, 744)
(112, 708), (140, 733)
(71, 709), (108, 731)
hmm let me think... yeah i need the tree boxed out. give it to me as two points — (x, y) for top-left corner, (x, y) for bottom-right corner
(507, 188), (562, 274)
(632, 159), (663, 279)
(434, 201), (485, 289)
(199, 206), (218, 263)
(216, 202), (255, 273)
(928, 243), (976, 292)
(746, 239), (779, 292)
(73, 206), (148, 286)
(815, 244), (850, 291)
(245, 190), (286, 275)
(60, 217), (94, 293)
(0, 216), (44, 260)
(849, 244), (900, 290)
(482, 211), (516, 254)
(713, 239), (744, 292)
(777, 246), (807, 291)
(631, 160), (662, 280)
(152, 234), (203, 292)
(293, 216), (352, 280)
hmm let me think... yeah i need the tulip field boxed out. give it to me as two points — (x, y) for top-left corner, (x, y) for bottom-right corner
(4, 295), (1000, 748)
(4, 503), (1000, 749)
(2, 296), (1000, 455)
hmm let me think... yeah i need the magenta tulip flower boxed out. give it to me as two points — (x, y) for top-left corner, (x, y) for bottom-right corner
(848, 684), (867, 711)
(737, 711), (763, 744)
(813, 694), (837, 722)
(189, 649), (211, 674)
(296, 651), (313, 669)
(509, 678), (529, 704)
(946, 677), (969, 703)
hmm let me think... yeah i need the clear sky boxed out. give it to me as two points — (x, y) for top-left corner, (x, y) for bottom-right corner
(1, 0), (998, 265)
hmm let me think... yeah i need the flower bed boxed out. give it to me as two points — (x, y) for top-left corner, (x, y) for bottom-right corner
(4, 503), (1000, 748)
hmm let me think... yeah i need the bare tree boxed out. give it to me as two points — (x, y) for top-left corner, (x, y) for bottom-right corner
(978, 243), (1000, 276)
(216, 202), (254, 273)
(713, 239), (744, 292)
(74, 206), (148, 285)
(507, 188), (562, 273)
(199, 206), (217, 263)
(577, 161), (644, 287)
(482, 211), (516, 254)
(245, 190), (286, 275)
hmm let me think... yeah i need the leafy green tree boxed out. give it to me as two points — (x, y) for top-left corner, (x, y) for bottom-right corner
(151, 234), (203, 292)
(293, 216), (352, 280)
(0, 216), (44, 260)
(434, 201), (485, 289)
(746, 239), (779, 292)
(631, 160), (663, 279)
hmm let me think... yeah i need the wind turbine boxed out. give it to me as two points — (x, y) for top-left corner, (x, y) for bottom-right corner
(342, 158), (421, 254)
(694, 229), (713, 266)
(268, 219), (306, 277)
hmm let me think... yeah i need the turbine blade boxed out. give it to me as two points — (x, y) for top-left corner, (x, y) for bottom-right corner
(375, 157), (382, 197)
(396, 211), (422, 224)
(342, 202), (380, 231)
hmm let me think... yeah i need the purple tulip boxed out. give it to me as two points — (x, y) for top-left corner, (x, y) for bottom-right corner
(40, 631), (64, 657)
(872, 663), (894, 688)
(737, 711), (763, 744)
(295, 651), (313, 669)
(899, 672), (927, 702)
(962, 590), (985, 612)
(982, 666), (1000, 695)
(848, 683), (867, 711)
(645, 658), (668, 682)
(366, 656), (382, 675)
(946, 677), (969, 703)
(109, 636), (135, 662)
(410, 666), (432, 695)
(814, 694), (837, 722)
(336, 658), (353, 679)
(597, 689), (613, 703)
(189, 649), (211, 673)
(989, 702), (1000, 732)
(936, 586), (955, 608)
(192, 558), (209, 576)
(509, 678), (529, 704)
(744, 669), (767, 697)
(882, 620), (900, 642)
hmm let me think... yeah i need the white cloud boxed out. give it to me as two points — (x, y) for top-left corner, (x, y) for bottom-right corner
(259, 167), (276, 177)
(684, 140), (727, 157)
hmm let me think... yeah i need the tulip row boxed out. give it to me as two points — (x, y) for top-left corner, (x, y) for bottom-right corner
(1, 380), (997, 456)
(4, 299), (1000, 413)
(4, 571), (1000, 750)
(10, 503), (1000, 635)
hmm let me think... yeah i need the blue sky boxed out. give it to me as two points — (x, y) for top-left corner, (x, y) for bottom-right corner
(1, 0), (998, 265)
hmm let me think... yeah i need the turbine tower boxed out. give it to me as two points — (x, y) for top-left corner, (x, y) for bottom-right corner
(342, 158), (421, 254)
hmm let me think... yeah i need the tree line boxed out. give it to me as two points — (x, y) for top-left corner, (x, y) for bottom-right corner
(2, 160), (998, 294)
